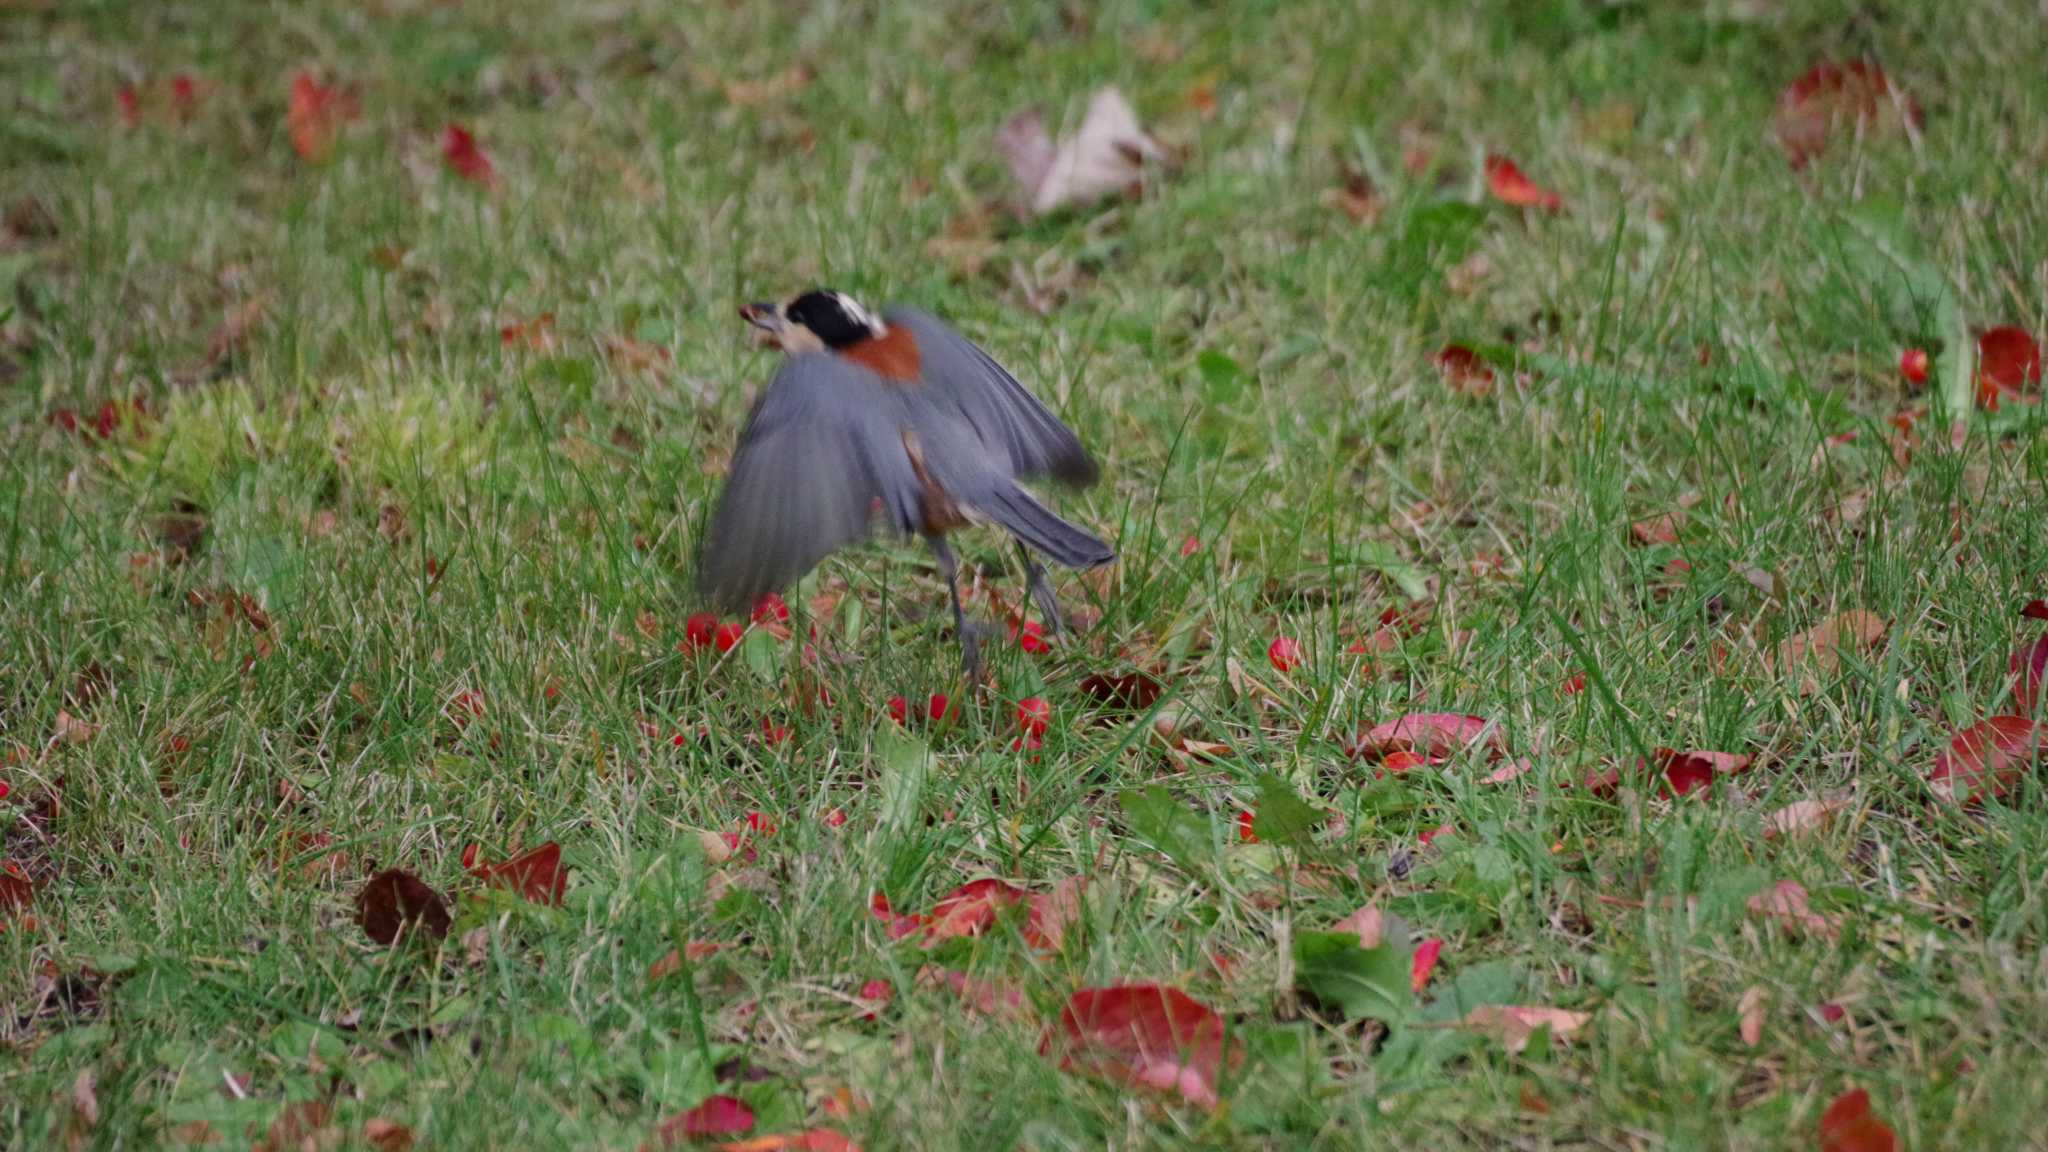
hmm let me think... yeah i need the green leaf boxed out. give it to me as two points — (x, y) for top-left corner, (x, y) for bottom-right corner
(1117, 786), (1211, 871)
(1250, 774), (1322, 849)
(1937, 289), (1974, 424)
(1293, 929), (1414, 1025)
(738, 626), (780, 682)
(876, 727), (930, 837)
(1348, 540), (1431, 603)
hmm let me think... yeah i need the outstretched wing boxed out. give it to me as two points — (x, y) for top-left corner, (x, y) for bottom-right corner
(886, 308), (1099, 487)
(695, 354), (918, 613)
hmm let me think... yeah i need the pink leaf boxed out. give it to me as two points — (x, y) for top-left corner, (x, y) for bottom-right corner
(1411, 937), (1444, 993)
(441, 124), (497, 187)
(1484, 154), (1562, 211)
(1352, 713), (1500, 761)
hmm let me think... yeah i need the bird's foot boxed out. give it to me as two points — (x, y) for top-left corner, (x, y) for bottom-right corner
(957, 618), (996, 685)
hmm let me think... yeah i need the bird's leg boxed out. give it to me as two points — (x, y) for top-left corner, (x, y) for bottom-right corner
(931, 536), (988, 681)
(1016, 541), (1066, 636)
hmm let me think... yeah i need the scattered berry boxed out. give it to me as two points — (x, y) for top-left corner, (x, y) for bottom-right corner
(713, 622), (744, 653)
(1562, 672), (1587, 696)
(745, 811), (777, 836)
(1267, 636), (1303, 672)
(1016, 696), (1051, 738)
(887, 695), (909, 725)
(1013, 619), (1049, 655)
(683, 612), (719, 651)
(1899, 347), (1929, 385)
(1180, 535), (1201, 557)
(1237, 810), (1259, 843)
(927, 693), (951, 722)
(751, 592), (789, 626)
(822, 807), (847, 828)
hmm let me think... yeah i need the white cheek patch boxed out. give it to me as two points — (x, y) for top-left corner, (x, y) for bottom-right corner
(831, 292), (884, 336)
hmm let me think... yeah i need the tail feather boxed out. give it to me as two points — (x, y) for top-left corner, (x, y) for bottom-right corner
(981, 484), (1114, 568)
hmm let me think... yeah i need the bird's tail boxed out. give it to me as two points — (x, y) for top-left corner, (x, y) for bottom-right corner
(982, 484), (1115, 569)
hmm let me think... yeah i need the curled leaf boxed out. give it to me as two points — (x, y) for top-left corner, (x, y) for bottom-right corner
(1656, 748), (1752, 796)
(1747, 879), (1837, 937)
(999, 87), (1163, 219)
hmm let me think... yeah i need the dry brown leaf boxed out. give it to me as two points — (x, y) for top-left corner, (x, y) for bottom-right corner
(53, 710), (97, 745)
(1331, 904), (1383, 949)
(1460, 1005), (1592, 1053)
(1765, 794), (1848, 838)
(364, 1118), (416, 1152)
(1772, 610), (1886, 693)
(1737, 985), (1767, 1047)
(998, 87), (1163, 218)
(1747, 879), (1837, 937)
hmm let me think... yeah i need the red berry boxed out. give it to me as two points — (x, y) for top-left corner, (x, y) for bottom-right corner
(1267, 636), (1302, 672)
(759, 717), (790, 744)
(683, 612), (719, 651)
(887, 695), (909, 725)
(1237, 810), (1259, 843)
(927, 693), (950, 722)
(50, 408), (79, 433)
(1900, 347), (1930, 385)
(1180, 535), (1201, 557)
(0, 781), (10, 801)
(94, 401), (120, 439)
(751, 592), (789, 625)
(823, 807), (847, 828)
(1009, 733), (1044, 755)
(1562, 672), (1586, 696)
(745, 810), (777, 835)
(713, 622), (744, 653)
(1016, 696), (1051, 737)
(671, 731), (688, 747)
(1013, 619), (1049, 655)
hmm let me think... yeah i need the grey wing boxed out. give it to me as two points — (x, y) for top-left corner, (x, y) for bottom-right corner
(886, 308), (1099, 487)
(694, 355), (919, 613)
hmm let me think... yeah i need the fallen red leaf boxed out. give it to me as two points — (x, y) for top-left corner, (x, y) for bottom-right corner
(1630, 511), (1683, 546)
(0, 863), (32, 915)
(364, 1117), (415, 1152)
(1976, 326), (2042, 409)
(1819, 1088), (1898, 1152)
(1352, 713), (1500, 761)
(1236, 809), (1259, 842)
(648, 1095), (755, 1144)
(1929, 716), (2044, 803)
(441, 124), (497, 186)
(2021, 599), (2048, 622)
(1411, 937), (1444, 993)
(1656, 748), (1753, 797)
(1049, 984), (1239, 1109)
(499, 313), (557, 351)
(287, 71), (357, 162)
(357, 868), (451, 946)
(469, 841), (567, 905)
(117, 84), (142, 127)
(1773, 60), (1919, 168)
(1484, 154), (1562, 211)
(1434, 344), (1497, 395)
(169, 73), (203, 116)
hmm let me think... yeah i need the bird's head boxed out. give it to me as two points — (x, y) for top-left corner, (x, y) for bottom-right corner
(739, 289), (885, 353)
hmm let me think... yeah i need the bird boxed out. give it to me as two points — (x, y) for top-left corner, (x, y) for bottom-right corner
(695, 288), (1114, 678)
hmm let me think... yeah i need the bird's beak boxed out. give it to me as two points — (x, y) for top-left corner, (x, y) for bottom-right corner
(739, 302), (781, 331)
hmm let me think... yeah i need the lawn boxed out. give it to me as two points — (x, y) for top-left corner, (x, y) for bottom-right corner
(5, 0), (2048, 1148)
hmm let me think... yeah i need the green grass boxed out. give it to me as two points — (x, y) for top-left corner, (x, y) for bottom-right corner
(5, 0), (2048, 1147)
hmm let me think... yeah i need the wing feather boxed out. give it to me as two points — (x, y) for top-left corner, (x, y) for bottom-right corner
(695, 354), (918, 612)
(886, 308), (1098, 486)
